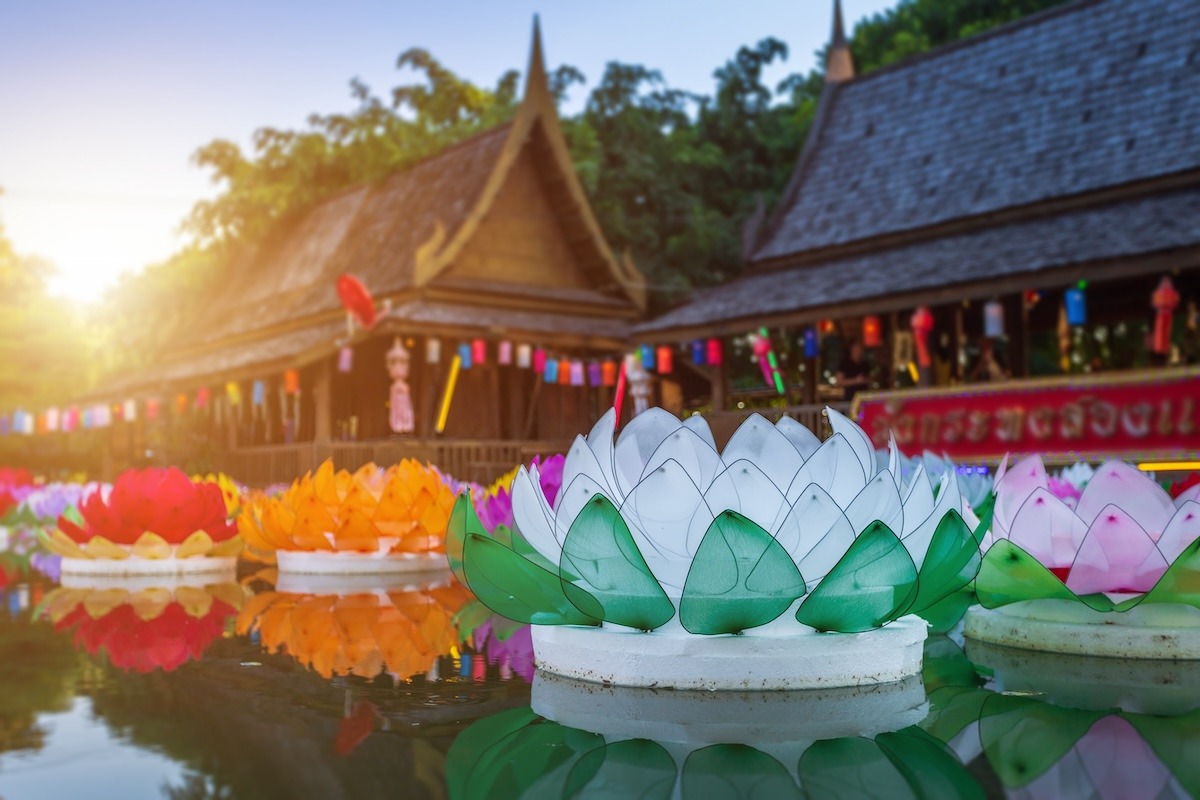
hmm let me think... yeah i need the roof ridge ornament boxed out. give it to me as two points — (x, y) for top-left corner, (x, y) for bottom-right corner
(826, 0), (856, 84)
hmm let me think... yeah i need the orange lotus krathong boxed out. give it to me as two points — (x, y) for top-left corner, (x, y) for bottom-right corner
(238, 460), (456, 574)
(39, 467), (242, 576)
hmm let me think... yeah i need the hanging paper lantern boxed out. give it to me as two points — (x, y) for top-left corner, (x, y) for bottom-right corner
(471, 338), (487, 365)
(1152, 276), (1180, 355)
(559, 359), (572, 385)
(911, 306), (934, 369)
(458, 343), (473, 370)
(532, 348), (546, 374)
(587, 361), (603, 386)
(338, 346), (354, 373)
(706, 337), (723, 366)
(145, 399), (159, 421)
(1023, 290), (1042, 309)
(196, 387), (210, 409)
(752, 329), (786, 395)
(691, 340), (706, 366)
(498, 341), (513, 365)
(543, 358), (560, 383)
(640, 345), (655, 370)
(426, 338), (441, 364)
(984, 300), (1006, 339)
(1065, 287), (1087, 326)
(656, 345), (673, 374)
(95, 405), (111, 428)
(862, 316), (883, 348)
(569, 361), (586, 386)
(251, 382), (266, 407)
(226, 383), (242, 407)
(335, 274), (378, 329)
(601, 359), (617, 387)
(516, 344), (532, 369)
(819, 319), (836, 334)
(46, 408), (60, 432)
(124, 399), (137, 421)
(176, 393), (189, 415)
(284, 369), (300, 395)
(803, 327), (819, 358)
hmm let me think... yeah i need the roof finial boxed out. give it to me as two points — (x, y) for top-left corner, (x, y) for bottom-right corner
(826, 0), (856, 84)
(524, 14), (549, 100)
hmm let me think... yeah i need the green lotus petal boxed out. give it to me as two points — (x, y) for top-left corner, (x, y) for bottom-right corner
(684, 743), (801, 799)
(560, 494), (675, 631)
(451, 600), (494, 640)
(1140, 537), (1200, 609)
(457, 718), (604, 800)
(564, 739), (676, 800)
(1122, 708), (1200, 798)
(796, 521), (918, 632)
(447, 493), (486, 589)
(876, 728), (985, 800)
(976, 540), (1080, 608)
(797, 737), (915, 800)
(924, 686), (993, 745)
(490, 523), (513, 550)
(910, 510), (980, 620)
(922, 636), (984, 695)
(446, 708), (539, 800)
(919, 588), (976, 634)
(680, 510), (805, 635)
(463, 533), (600, 626)
(972, 492), (995, 546)
(979, 693), (1106, 789)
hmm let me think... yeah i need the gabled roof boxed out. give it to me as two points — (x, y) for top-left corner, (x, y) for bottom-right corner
(753, 0), (1200, 264)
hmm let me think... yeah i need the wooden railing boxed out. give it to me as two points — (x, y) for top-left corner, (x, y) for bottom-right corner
(218, 438), (571, 487)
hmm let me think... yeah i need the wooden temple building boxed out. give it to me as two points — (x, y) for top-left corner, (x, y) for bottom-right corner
(638, 0), (1200, 426)
(90, 23), (646, 483)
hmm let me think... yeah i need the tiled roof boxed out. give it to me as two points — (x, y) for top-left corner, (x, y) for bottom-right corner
(754, 0), (1200, 261)
(639, 188), (1200, 335)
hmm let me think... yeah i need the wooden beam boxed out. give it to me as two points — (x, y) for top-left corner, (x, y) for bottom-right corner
(313, 358), (332, 445)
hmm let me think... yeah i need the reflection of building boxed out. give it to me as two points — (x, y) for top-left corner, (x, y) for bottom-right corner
(640, 0), (1200, 426)
(93, 23), (644, 484)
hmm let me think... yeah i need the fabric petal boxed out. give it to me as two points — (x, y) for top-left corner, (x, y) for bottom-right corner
(826, 406), (877, 481)
(1075, 461), (1175, 535)
(1067, 505), (1169, 595)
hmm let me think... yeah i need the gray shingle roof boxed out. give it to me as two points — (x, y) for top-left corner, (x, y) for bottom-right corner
(639, 188), (1200, 336)
(754, 0), (1200, 262)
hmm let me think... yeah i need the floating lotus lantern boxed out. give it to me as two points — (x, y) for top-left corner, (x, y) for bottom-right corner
(38, 468), (241, 576)
(967, 455), (1200, 658)
(449, 407), (982, 690)
(238, 459), (456, 574)
(40, 580), (245, 673)
(236, 571), (471, 681)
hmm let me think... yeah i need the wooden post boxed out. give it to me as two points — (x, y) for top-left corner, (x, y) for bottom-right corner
(712, 357), (728, 413)
(314, 358), (333, 445)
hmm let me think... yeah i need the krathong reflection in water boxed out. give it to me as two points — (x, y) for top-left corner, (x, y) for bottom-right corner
(923, 636), (1200, 798)
(446, 668), (982, 799)
(38, 573), (246, 673)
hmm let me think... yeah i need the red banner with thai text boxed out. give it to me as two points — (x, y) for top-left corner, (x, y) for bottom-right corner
(853, 369), (1200, 462)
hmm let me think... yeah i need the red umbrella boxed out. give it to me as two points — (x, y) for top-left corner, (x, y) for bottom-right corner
(337, 274), (378, 329)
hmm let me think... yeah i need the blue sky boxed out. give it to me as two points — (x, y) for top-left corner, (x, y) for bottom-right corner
(0, 0), (895, 301)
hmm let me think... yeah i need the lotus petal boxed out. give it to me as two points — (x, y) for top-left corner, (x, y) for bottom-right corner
(686, 744), (801, 799)
(1155, 501), (1200, 564)
(1175, 484), (1200, 508)
(682, 413), (718, 450)
(721, 414), (803, 489)
(130, 588), (172, 621)
(775, 416), (821, 461)
(131, 532), (172, 559)
(555, 473), (610, 546)
(462, 533), (598, 626)
(639, 426), (722, 494)
(47, 529), (88, 559)
(1076, 716), (1171, 800)
(209, 537), (244, 557)
(827, 406), (878, 481)
(84, 536), (130, 560)
(175, 531), (215, 559)
(614, 408), (683, 499)
(175, 586), (215, 618)
(787, 433), (867, 508)
(1067, 506), (1169, 595)
(994, 455), (1047, 539)
(900, 464), (935, 538)
(902, 472), (963, 570)
(1007, 488), (1087, 570)
(781, 483), (856, 588)
(560, 434), (617, 506)
(584, 409), (620, 502)
(619, 458), (713, 594)
(511, 466), (561, 565)
(845, 471), (904, 541)
(83, 588), (129, 618)
(703, 460), (790, 537)
(885, 435), (902, 491)
(1075, 461), (1174, 535)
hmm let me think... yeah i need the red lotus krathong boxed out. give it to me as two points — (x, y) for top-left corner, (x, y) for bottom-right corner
(39, 468), (242, 568)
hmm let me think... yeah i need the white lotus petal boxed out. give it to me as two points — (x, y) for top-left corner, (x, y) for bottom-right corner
(846, 471), (904, 538)
(619, 458), (713, 596)
(704, 459), (790, 535)
(640, 426), (722, 494)
(827, 406), (878, 480)
(585, 408), (620, 504)
(555, 473), (610, 546)
(1159, 501), (1200, 563)
(900, 463), (934, 538)
(614, 408), (685, 499)
(902, 471), (962, 569)
(774, 416), (821, 461)
(721, 414), (803, 489)
(559, 434), (615, 506)
(993, 454), (1010, 488)
(1075, 460), (1175, 534)
(786, 433), (867, 509)
(784, 483), (856, 589)
(886, 434), (902, 491)
(681, 414), (717, 450)
(994, 455), (1047, 539)
(512, 466), (562, 563)
(1007, 487), (1087, 569)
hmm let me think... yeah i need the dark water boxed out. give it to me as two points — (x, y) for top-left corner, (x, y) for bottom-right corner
(0, 561), (1194, 799)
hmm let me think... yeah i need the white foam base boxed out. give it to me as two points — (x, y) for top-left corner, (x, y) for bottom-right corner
(275, 549), (447, 575)
(274, 568), (453, 595)
(531, 615), (928, 690)
(60, 556), (237, 577)
(531, 670), (927, 746)
(61, 568), (238, 591)
(964, 601), (1200, 659)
